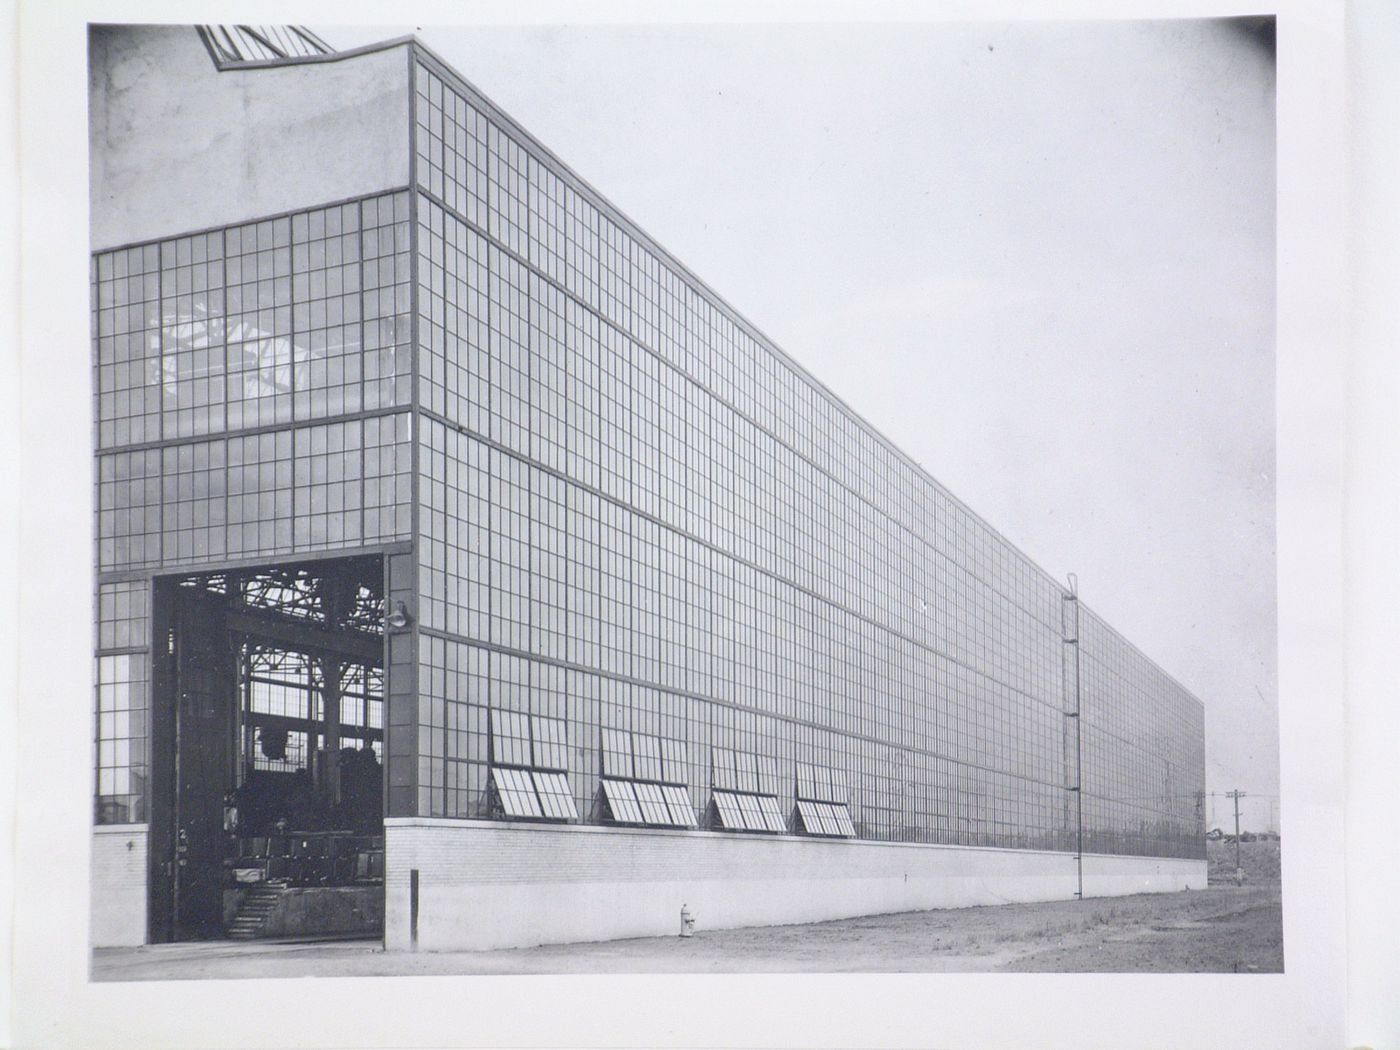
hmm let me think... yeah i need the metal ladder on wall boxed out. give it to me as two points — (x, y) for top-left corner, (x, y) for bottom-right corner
(1062, 577), (1084, 900)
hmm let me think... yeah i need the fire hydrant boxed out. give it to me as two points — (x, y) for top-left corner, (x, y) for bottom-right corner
(679, 904), (695, 938)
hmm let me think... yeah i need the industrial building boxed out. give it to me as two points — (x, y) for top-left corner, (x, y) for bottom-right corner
(89, 24), (1206, 953)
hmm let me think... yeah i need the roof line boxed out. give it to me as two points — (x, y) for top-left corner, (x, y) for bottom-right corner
(106, 24), (1212, 713)
(406, 36), (1207, 709)
(201, 30), (415, 72)
(1077, 602), (1209, 712)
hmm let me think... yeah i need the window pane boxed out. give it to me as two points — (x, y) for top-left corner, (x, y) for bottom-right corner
(831, 803), (856, 837)
(634, 733), (663, 782)
(601, 778), (643, 824)
(660, 739), (688, 784)
(634, 781), (670, 825)
(757, 793), (787, 833)
(531, 770), (578, 820)
(602, 728), (632, 778)
(531, 714), (567, 771)
(491, 710), (531, 767)
(711, 747), (735, 791)
(713, 790), (743, 829)
(492, 766), (541, 817)
(661, 783), (695, 827)
(735, 752), (758, 794)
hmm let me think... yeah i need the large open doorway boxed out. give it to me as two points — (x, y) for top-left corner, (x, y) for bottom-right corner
(148, 555), (386, 943)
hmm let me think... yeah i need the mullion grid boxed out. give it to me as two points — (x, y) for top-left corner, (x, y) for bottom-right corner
(417, 420), (489, 638)
(95, 652), (149, 823)
(95, 243), (162, 447)
(529, 468), (567, 661)
(710, 746), (784, 834)
(358, 193), (413, 412)
(795, 799), (820, 835)
(489, 708), (531, 767)
(407, 54), (1205, 859)
(532, 771), (579, 820)
(600, 778), (644, 824)
(224, 217), (293, 431)
(416, 198), (490, 433)
(632, 781), (671, 825)
(158, 231), (227, 439)
(712, 791), (745, 830)
(95, 194), (414, 579)
(598, 727), (695, 827)
(291, 204), (363, 421)
(659, 784), (697, 827)
(794, 761), (855, 838)
(487, 706), (575, 821)
(490, 766), (541, 818)
(601, 727), (633, 779)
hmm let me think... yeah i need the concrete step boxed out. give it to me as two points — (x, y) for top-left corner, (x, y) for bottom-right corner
(226, 886), (288, 940)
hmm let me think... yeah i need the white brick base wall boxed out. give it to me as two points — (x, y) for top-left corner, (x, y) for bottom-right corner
(91, 825), (148, 947)
(383, 818), (1206, 952)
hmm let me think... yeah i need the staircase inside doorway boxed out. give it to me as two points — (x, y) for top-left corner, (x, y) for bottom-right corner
(227, 883), (287, 940)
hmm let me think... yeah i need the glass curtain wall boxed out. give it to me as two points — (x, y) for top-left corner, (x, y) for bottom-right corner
(408, 51), (1204, 860)
(92, 191), (416, 824)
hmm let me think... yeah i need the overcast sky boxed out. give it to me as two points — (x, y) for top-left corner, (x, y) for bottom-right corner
(328, 18), (1278, 828)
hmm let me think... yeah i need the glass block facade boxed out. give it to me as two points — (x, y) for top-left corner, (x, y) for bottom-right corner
(91, 36), (1205, 862)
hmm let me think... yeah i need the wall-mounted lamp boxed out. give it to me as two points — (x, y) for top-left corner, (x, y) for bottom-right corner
(385, 599), (414, 632)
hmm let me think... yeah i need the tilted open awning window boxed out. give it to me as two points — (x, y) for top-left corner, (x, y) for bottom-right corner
(486, 710), (580, 821)
(793, 763), (856, 837)
(596, 728), (697, 828)
(490, 767), (541, 819)
(712, 789), (787, 833)
(794, 799), (857, 838)
(599, 778), (645, 825)
(708, 747), (787, 833)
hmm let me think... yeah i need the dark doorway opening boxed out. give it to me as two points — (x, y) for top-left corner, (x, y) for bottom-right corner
(148, 555), (386, 943)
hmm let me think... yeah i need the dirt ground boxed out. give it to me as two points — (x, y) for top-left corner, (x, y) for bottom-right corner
(93, 882), (1283, 980)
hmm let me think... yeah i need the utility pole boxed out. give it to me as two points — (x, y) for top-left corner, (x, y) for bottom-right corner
(1227, 789), (1246, 872)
